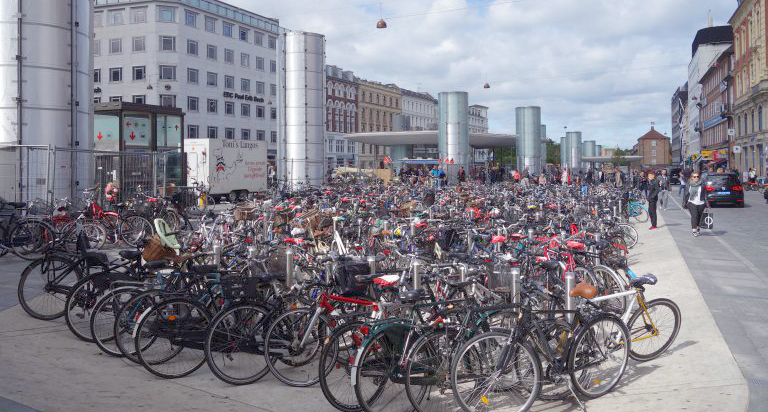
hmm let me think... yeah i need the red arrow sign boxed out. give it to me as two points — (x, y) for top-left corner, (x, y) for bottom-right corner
(97, 132), (103, 140)
(126, 121), (132, 127)
(129, 132), (136, 140)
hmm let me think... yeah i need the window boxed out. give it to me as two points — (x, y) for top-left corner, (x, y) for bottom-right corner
(348, 141), (354, 153)
(205, 16), (216, 33)
(257, 130), (265, 141)
(189, 125), (199, 139)
(268, 36), (277, 49)
(255, 57), (264, 70)
(241, 129), (251, 140)
(159, 94), (176, 107)
(188, 96), (199, 112)
(241, 103), (250, 117)
(94, 39), (100, 56)
(185, 10), (197, 27)
(109, 67), (122, 82)
(132, 95), (145, 104)
(94, 69), (101, 83)
(256, 105), (265, 118)
(270, 60), (277, 73)
(328, 139), (333, 152)
(159, 65), (176, 80)
(207, 99), (217, 113)
(110, 96), (122, 102)
(224, 75), (234, 89)
(130, 7), (146, 23)
(270, 84), (277, 96)
(207, 44), (217, 60)
(256, 81), (265, 94)
(187, 40), (198, 55)
(132, 36), (145, 52)
(760, 106), (764, 131)
(651, 149), (657, 156)
(271, 131), (277, 143)
(132, 66), (145, 80)
(107, 9), (124, 25)
(225, 127), (235, 139)
(206, 72), (217, 86)
(225, 101), (235, 115)
(109, 38), (122, 54)
(240, 53), (250, 67)
(207, 126), (217, 139)
(241, 78), (250, 92)
(157, 6), (175, 22)
(187, 68), (198, 84)
(224, 48), (234, 64)
(651, 140), (657, 147)
(271, 107), (277, 120)
(94, 12), (103, 27)
(223, 22), (233, 37)
(239, 27), (249, 42)
(254, 32), (263, 46)
(159, 36), (176, 52)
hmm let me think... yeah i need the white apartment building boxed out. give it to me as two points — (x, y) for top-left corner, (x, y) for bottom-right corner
(469, 104), (490, 162)
(401, 89), (437, 131)
(93, 0), (282, 161)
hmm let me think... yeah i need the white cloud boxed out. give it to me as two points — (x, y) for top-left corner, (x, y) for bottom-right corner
(229, 0), (735, 148)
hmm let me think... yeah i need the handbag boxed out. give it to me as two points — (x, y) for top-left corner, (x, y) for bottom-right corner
(700, 207), (714, 230)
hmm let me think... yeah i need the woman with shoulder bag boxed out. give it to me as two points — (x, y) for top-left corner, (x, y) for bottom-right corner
(683, 172), (708, 237)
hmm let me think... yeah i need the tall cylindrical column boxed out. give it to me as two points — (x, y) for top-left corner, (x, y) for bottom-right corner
(595, 144), (603, 169)
(567, 131), (582, 175)
(515, 106), (542, 175)
(540, 125), (547, 172)
(561, 136), (569, 169)
(438, 92), (469, 183)
(284, 31), (326, 189)
(583, 140), (596, 170)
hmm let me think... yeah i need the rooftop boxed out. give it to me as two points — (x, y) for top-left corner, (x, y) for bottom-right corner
(638, 126), (669, 140)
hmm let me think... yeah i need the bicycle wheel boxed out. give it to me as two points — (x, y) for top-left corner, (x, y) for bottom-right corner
(630, 204), (649, 223)
(91, 287), (143, 357)
(264, 307), (331, 387)
(617, 223), (638, 249)
(318, 321), (366, 412)
(9, 220), (56, 260)
(450, 331), (541, 412)
(591, 265), (629, 315)
(568, 314), (629, 399)
(405, 330), (456, 412)
(119, 215), (154, 247)
(134, 297), (211, 379)
(0, 224), (9, 257)
(205, 303), (271, 385)
(65, 273), (112, 342)
(17, 256), (83, 320)
(159, 209), (182, 232)
(627, 298), (681, 362)
(115, 290), (162, 363)
(354, 329), (417, 412)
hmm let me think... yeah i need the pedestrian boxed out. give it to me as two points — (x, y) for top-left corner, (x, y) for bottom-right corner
(457, 166), (466, 183)
(538, 173), (547, 185)
(748, 167), (757, 183)
(679, 168), (691, 196)
(683, 172), (708, 237)
(646, 172), (660, 230)
(658, 169), (670, 210)
(614, 169), (622, 187)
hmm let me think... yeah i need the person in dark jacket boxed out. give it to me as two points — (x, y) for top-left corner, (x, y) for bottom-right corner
(646, 172), (660, 230)
(683, 172), (708, 237)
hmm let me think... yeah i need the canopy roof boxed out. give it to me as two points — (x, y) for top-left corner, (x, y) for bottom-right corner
(345, 131), (517, 148)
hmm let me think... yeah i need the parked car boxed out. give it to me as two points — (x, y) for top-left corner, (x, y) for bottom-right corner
(703, 172), (744, 207)
(670, 168), (682, 185)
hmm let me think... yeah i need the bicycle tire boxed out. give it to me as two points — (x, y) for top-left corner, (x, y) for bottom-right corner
(567, 314), (629, 399)
(264, 307), (331, 387)
(114, 290), (163, 363)
(627, 298), (681, 362)
(205, 303), (272, 385)
(404, 330), (456, 412)
(318, 320), (366, 412)
(9, 219), (56, 260)
(630, 204), (649, 223)
(17, 256), (83, 320)
(353, 330), (416, 412)
(65, 273), (112, 342)
(119, 215), (154, 247)
(617, 223), (638, 249)
(90, 286), (143, 357)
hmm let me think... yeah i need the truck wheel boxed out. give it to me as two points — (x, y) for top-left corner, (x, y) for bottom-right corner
(228, 191), (238, 203)
(239, 190), (249, 201)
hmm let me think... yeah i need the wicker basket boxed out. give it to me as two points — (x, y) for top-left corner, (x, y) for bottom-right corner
(234, 205), (258, 221)
(142, 235), (177, 262)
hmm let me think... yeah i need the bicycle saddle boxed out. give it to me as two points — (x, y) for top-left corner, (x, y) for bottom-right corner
(252, 272), (285, 283)
(569, 282), (598, 299)
(119, 250), (142, 260)
(84, 252), (109, 267)
(538, 260), (561, 272)
(398, 289), (428, 303)
(6, 202), (26, 209)
(144, 260), (170, 270)
(630, 274), (657, 288)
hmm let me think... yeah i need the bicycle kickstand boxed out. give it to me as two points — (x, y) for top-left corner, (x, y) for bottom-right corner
(567, 379), (588, 411)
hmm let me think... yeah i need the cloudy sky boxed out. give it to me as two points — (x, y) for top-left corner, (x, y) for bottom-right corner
(230, 0), (735, 149)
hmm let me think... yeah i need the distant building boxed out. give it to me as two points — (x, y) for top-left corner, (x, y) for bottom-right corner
(325, 65), (357, 168)
(469, 105), (490, 163)
(633, 127), (672, 168)
(400, 89), (437, 131)
(356, 79), (399, 168)
(671, 83), (688, 167)
(698, 46), (733, 170)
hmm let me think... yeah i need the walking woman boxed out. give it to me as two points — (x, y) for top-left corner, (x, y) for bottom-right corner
(683, 172), (707, 237)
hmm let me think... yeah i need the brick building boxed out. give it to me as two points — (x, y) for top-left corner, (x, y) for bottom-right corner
(633, 127), (672, 168)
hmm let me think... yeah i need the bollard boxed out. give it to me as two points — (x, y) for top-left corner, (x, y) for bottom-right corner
(367, 256), (376, 277)
(429, 207), (433, 221)
(324, 261), (333, 285)
(527, 228), (535, 242)
(247, 246), (258, 259)
(213, 244), (222, 267)
(511, 267), (521, 304)
(285, 248), (295, 288)
(594, 233), (602, 265)
(560, 229), (567, 240)
(410, 219), (416, 237)
(495, 228), (502, 253)
(565, 271), (575, 323)
(613, 205), (618, 219)
(460, 263), (468, 282)
(412, 261), (421, 290)
(467, 229), (473, 253)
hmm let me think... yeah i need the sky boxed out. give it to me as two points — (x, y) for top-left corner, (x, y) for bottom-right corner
(229, 0), (736, 149)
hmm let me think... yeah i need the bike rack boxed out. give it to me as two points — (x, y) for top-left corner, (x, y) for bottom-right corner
(412, 260), (421, 289)
(565, 271), (575, 323)
(285, 248), (295, 287)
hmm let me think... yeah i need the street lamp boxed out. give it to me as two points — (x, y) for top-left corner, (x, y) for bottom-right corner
(376, 3), (387, 28)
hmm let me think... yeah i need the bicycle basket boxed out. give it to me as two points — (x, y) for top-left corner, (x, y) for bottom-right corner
(142, 235), (176, 262)
(334, 262), (370, 297)
(487, 264), (520, 293)
(220, 274), (262, 301)
(234, 205), (258, 221)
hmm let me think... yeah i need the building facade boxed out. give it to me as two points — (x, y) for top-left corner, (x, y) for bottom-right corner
(698, 46), (734, 169)
(356, 79), (398, 168)
(400, 89), (437, 131)
(324, 65), (357, 168)
(731, 0), (768, 175)
(469, 105), (490, 163)
(633, 127), (672, 168)
(671, 83), (688, 166)
(93, 0), (282, 160)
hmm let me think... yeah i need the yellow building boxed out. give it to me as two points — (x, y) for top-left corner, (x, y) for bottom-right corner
(356, 79), (400, 168)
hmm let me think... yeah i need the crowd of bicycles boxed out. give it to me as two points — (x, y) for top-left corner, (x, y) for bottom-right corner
(9, 180), (680, 412)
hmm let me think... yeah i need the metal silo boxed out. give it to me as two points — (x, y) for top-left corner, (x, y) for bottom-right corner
(595, 144), (603, 169)
(540, 125), (548, 172)
(583, 140), (596, 170)
(438, 92), (469, 183)
(283, 31), (325, 189)
(560, 136), (568, 169)
(567, 131), (582, 174)
(515, 106), (541, 175)
(0, 0), (92, 200)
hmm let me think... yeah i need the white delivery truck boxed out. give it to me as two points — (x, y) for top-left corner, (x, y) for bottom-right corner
(185, 138), (268, 202)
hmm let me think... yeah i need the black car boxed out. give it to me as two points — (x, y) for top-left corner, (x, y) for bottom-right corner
(670, 168), (682, 185)
(703, 172), (745, 207)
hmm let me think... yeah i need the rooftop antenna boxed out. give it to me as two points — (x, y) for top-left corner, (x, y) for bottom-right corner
(708, 10), (713, 27)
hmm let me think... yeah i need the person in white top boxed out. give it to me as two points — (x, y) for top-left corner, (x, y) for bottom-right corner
(682, 172), (707, 237)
